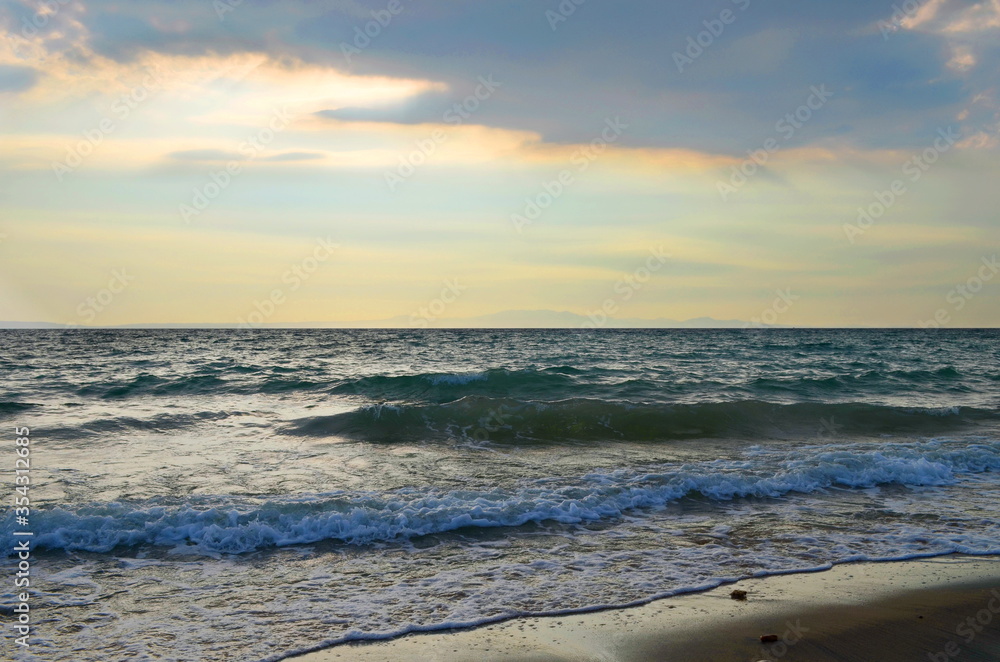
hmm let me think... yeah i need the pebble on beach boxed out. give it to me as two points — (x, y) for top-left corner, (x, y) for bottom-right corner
(730, 589), (748, 601)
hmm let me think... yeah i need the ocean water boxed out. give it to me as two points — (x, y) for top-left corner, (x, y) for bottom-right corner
(1, 328), (999, 661)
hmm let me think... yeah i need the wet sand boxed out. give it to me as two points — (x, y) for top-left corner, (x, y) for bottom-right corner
(290, 555), (1000, 662)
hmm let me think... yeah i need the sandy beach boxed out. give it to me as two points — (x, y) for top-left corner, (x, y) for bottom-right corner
(292, 555), (1000, 662)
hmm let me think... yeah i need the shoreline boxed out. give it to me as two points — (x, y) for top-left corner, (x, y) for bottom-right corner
(289, 554), (1000, 662)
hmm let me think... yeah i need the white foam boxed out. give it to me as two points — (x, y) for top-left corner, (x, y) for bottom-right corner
(10, 482), (1000, 662)
(426, 372), (489, 385)
(6, 439), (1000, 556)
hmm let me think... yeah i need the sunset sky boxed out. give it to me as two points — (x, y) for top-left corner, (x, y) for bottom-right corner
(1, 0), (998, 326)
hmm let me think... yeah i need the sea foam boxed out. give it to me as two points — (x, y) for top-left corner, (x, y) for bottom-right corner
(6, 439), (998, 555)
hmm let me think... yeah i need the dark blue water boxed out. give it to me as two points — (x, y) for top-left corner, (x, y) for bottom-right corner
(1, 329), (999, 661)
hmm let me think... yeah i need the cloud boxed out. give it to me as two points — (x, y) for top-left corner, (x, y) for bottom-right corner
(947, 44), (977, 71)
(263, 151), (325, 161)
(6, 0), (993, 155)
(895, 0), (1000, 79)
(0, 64), (38, 92)
(903, 0), (1000, 33)
(314, 89), (451, 124)
(169, 149), (242, 161)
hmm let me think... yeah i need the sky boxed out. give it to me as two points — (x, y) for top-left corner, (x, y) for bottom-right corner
(0, 0), (998, 327)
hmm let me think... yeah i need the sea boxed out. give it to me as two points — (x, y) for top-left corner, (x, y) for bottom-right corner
(1, 328), (999, 661)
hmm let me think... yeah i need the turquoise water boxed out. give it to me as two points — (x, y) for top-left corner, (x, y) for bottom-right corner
(1, 329), (999, 660)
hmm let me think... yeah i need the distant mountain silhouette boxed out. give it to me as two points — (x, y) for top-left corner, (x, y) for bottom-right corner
(0, 311), (771, 329)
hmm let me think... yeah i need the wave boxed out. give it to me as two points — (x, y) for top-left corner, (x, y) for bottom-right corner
(61, 362), (985, 404)
(76, 373), (230, 398)
(69, 367), (581, 400)
(749, 367), (965, 390)
(72, 371), (339, 398)
(328, 368), (582, 402)
(5, 440), (998, 555)
(45, 411), (241, 438)
(0, 401), (37, 418)
(283, 398), (996, 443)
(322, 367), (973, 403)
